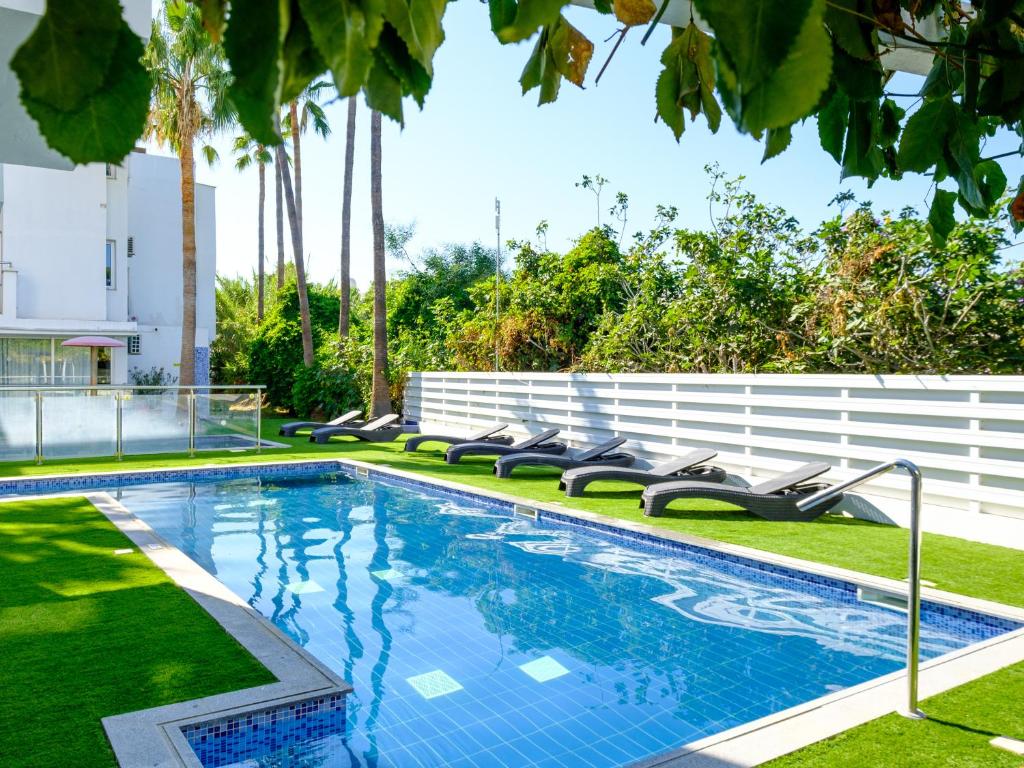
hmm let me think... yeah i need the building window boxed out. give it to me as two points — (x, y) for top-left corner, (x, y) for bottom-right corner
(105, 241), (115, 289)
(127, 335), (141, 355)
(105, 163), (116, 179)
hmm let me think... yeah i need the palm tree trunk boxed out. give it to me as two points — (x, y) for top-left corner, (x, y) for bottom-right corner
(275, 156), (285, 288)
(277, 146), (315, 367)
(257, 159), (266, 322)
(339, 97), (356, 338)
(179, 136), (197, 386)
(290, 100), (303, 241)
(370, 111), (391, 417)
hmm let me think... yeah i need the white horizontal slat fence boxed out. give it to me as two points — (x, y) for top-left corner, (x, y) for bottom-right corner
(405, 372), (1024, 549)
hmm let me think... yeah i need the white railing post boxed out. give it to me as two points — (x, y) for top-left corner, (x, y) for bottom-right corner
(115, 390), (123, 460)
(34, 390), (43, 464)
(187, 389), (196, 457)
(256, 389), (262, 453)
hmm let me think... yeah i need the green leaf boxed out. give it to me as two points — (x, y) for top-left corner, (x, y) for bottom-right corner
(825, 0), (874, 59)
(921, 23), (965, 100)
(762, 124), (793, 162)
(281, 5), (329, 104)
(817, 89), (848, 163)
(741, 0), (832, 133)
(489, 0), (518, 34)
(520, 17), (592, 105)
(224, 0), (283, 145)
(19, 23), (151, 164)
(494, 0), (568, 44)
(877, 98), (904, 147)
(383, 0), (447, 75)
(654, 23), (720, 140)
(946, 111), (984, 210)
(693, 0), (812, 88)
(10, 0), (121, 112)
(300, 0), (386, 97)
(927, 188), (956, 245)
(896, 98), (955, 173)
(831, 44), (883, 100)
(365, 47), (405, 122)
(375, 22), (431, 107)
(974, 159), (1007, 209)
(841, 99), (881, 179)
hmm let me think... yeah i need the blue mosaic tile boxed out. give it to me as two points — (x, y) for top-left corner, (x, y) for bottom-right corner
(183, 693), (346, 767)
(0, 460), (345, 497)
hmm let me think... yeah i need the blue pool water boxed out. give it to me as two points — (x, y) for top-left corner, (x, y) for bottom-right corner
(108, 469), (1017, 768)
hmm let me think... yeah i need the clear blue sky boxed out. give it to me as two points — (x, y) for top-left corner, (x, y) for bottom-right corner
(157, 1), (1020, 288)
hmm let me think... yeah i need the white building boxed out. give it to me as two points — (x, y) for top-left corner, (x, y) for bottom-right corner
(0, 153), (217, 386)
(0, 0), (216, 388)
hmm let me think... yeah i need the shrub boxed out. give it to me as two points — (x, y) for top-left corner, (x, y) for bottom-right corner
(248, 279), (340, 408)
(290, 343), (364, 418)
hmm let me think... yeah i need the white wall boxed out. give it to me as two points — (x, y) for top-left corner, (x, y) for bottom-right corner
(406, 372), (1024, 549)
(0, 163), (108, 319)
(126, 153), (217, 379)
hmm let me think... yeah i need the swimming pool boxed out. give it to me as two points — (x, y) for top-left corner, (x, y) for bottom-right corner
(104, 467), (1018, 768)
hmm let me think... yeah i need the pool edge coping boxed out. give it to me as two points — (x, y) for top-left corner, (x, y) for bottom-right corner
(22, 489), (353, 768)
(6, 456), (1024, 768)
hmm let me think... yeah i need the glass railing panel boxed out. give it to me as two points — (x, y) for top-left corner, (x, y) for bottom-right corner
(0, 391), (38, 462)
(121, 389), (191, 455)
(41, 389), (118, 459)
(194, 390), (261, 450)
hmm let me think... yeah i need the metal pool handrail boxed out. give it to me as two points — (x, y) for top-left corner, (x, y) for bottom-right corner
(797, 459), (926, 720)
(0, 385), (265, 463)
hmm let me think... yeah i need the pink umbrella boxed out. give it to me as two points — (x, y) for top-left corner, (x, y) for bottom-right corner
(61, 335), (126, 348)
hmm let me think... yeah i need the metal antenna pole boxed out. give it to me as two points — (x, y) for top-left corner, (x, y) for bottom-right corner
(495, 198), (501, 373)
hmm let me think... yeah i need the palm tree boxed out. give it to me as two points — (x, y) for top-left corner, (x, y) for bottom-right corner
(339, 97), (357, 338)
(370, 110), (391, 417)
(144, 0), (230, 386)
(275, 155), (285, 288)
(283, 81), (331, 246)
(232, 134), (272, 321)
(276, 143), (315, 367)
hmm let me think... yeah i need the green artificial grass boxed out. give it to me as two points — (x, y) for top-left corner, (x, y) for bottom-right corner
(764, 661), (1024, 768)
(0, 497), (275, 768)
(2, 416), (1022, 768)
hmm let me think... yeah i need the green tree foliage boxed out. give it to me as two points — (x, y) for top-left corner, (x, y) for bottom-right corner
(799, 207), (1024, 373)
(217, 178), (1022, 415)
(210, 274), (261, 384)
(248, 279), (340, 405)
(451, 229), (626, 371)
(13, 1), (1024, 237)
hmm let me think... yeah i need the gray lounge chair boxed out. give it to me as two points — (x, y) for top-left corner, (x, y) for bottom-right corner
(310, 414), (404, 444)
(279, 410), (363, 436)
(641, 462), (842, 521)
(494, 437), (634, 478)
(445, 428), (566, 465)
(560, 449), (725, 497)
(404, 423), (515, 453)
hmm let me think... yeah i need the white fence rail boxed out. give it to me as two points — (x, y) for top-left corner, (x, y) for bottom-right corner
(405, 372), (1024, 548)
